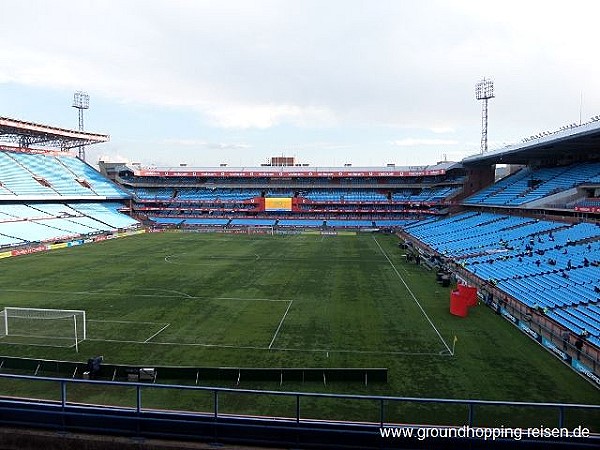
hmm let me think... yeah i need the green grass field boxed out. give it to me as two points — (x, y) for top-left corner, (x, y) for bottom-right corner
(0, 231), (598, 427)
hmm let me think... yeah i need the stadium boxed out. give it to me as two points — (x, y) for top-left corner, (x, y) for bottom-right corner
(0, 110), (599, 450)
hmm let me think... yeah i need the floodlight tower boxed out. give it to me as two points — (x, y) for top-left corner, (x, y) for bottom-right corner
(72, 91), (90, 161)
(475, 78), (494, 154)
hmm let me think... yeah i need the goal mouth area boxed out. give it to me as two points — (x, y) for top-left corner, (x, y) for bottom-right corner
(0, 307), (86, 351)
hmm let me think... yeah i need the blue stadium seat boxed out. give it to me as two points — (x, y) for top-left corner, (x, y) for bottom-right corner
(405, 212), (600, 339)
(464, 162), (600, 206)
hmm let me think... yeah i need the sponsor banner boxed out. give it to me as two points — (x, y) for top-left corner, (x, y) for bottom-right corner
(574, 206), (600, 213)
(500, 307), (518, 325)
(119, 230), (144, 237)
(541, 337), (571, 363)
(188, 228), (217, 234)
(498, 306), (600, 383)
(0, 230), (144, 259)
(111, 230), (145, 239)
(11, 245), (47, 257)
(247, 229), (270, 235)
(358, 228), (380, 233)
(265, 197), (292, 211)
(275, 230), (302, 235)
(571, 359), (600, 387)
(135, 169), (447, 178)
(337, 231), (357, 236)
(518, 321), (541, 343)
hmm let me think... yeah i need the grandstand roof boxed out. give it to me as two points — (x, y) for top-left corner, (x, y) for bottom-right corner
(0, 116), (109, 150)
(463, 119), (600, 166)
(130, 161), (462, 178)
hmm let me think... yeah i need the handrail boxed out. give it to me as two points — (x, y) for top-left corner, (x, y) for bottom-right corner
(0, 372), (598, 411)
(1, 371), (598, 448)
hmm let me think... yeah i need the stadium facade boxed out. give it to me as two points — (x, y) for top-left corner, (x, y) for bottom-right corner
(114, 161), (465, 229)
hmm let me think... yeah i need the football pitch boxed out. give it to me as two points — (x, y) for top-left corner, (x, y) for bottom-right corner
(0, 232), (598, 417)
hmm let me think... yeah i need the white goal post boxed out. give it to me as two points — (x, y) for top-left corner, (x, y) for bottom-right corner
(0, 307), (86, 352)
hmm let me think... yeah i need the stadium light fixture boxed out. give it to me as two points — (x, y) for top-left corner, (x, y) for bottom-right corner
(475, 78), (495, 154)
(73, 91), (90, 111)
(72, 91), (90, 161)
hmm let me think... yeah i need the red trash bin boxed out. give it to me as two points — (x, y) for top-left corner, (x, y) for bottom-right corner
(458, 284), (478, 307)
(450, 289), (468, 317)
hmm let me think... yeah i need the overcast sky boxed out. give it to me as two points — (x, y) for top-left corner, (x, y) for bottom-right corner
(1, 0), (599, 168)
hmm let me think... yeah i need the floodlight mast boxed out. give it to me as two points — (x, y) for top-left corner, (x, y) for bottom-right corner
(72, 91), (90, 161)
(475, 78), (494, 154)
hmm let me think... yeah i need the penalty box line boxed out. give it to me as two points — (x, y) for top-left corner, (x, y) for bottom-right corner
(268, 300), (293, 349)
(165, 253), (384, 264)
(372, 236), (453, 355)
(0, 288), (293, 303)
(88, 319), (167, 325)
(87, 319), (171, 343)
(144, 323), (171, 343)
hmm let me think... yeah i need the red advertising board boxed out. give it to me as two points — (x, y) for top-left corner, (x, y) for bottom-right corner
(135, 169), (446, 178)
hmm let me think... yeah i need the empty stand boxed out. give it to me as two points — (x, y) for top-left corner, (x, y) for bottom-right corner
(464, 162), (600, 206)
(125, 167), (463, 227)
(0, 150), (139, 247)
(404, 212), (600, 344)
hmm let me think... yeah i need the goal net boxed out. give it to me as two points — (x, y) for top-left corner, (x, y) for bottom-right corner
(0, 307), (86, 351)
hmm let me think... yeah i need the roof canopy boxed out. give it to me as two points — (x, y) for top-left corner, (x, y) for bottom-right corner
(0, 116), (109, 150)
(463, 120), (600, 166)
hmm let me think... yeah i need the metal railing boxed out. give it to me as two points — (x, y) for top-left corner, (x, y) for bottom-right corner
(0, 372), (598, 428)
(1, 372), (599, 448)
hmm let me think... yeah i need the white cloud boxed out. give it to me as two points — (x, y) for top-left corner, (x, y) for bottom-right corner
(205, 104), (337, 129)
(160, 139), (209, 147)
(208, 143), (253, 150)
(429, 126), (456, 134)
(160, 139), (253, 150)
